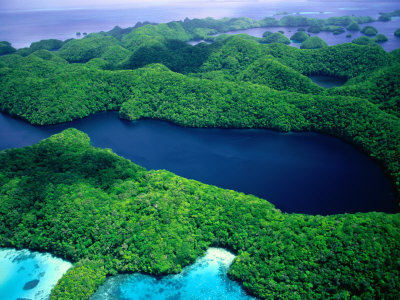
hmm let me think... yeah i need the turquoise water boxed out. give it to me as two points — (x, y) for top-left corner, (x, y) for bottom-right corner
(91, 248), (254, 300)
(0, 248), (72, 300)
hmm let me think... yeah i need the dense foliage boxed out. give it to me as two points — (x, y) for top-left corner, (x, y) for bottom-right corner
(261, 31), (290, 44)
(378, 14), (391, 22)
(361, 26), (378, 36)
(307, 25), (321, 33)
(290, 31), (309, 42)
(59, 34), (128, 63)
(0, 11), (400, 299)
(14, 39), (68, 57)
(238, 57), (322, 94)
(196, 37), (386, 80)
(278, 15), (374, 28)
(347, 22), (360, 31)
(374, 34), (389, 43)
(378, 10), (400, 22)
(321, 25), (345, 35)
(30, 39), (64, 52)
(0, 41), (16, 55)
(0, 129), (399, 300)
(262, 42), (392, 79)
(352, 36), (375, 46)
(327, 63), (400, 116)
(121, 39), (220, 73)
(300, 36), (328, 49)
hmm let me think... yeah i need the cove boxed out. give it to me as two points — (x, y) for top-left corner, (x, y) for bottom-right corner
(0, 248), (72, 299)
(91, 248), (254, 300)
(0, 111), (397, 215)
(308, 75), (347, 88)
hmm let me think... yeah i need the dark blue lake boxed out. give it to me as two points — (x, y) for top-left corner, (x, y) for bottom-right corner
(309, 75), (347, 88)
(0, 111), (397, 215)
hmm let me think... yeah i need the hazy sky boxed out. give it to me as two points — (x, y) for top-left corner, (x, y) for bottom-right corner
(1, 0), (298, 11)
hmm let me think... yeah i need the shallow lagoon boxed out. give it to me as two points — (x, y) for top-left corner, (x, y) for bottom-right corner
(91, 248), (254, 300)
(0, 248), (72, 300)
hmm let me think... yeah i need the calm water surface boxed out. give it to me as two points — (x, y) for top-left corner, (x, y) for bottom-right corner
(309, 75), (347, 88)
(0, 248), (71, 300)
(205, 18), (400, 52)
(91, 248), (253, 300)
(0, 112), (397, 215)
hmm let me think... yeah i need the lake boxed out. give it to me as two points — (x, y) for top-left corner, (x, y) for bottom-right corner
(0, 248), (71, 300)
(0, 111), (397, 215)
(91, 248), (253, 300)
(309, 75), (347, 88)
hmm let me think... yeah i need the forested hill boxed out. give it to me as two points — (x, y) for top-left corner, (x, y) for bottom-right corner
(0, 129), (399, 299)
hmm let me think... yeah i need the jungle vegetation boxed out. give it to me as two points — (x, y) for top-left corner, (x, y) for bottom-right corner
(300, 36), (328, 49)
(346, 22), (360, 31)
(0, 41), (16, 56)
(0, 10), (400, 300)
(352, 36), (376, 45)
(361, 25), (378, 36)
(379, 9), (400, 22)
(374, 34), (389, 43)
(290, 31), (309, 43)
(261, 31), (290, 44)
